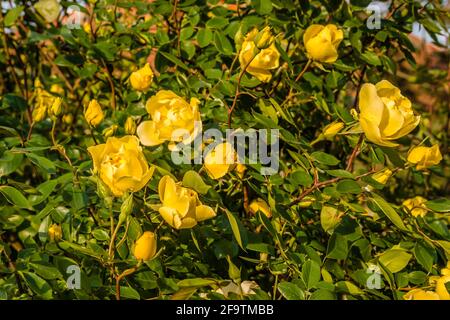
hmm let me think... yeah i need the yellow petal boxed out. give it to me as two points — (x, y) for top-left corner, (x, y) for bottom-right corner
(137, 120), (164, 146)
(195, 205), (216, 222)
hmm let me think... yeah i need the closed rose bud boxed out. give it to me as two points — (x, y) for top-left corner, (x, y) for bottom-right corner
(359, 80), (420, 147)
(303, 24), (343, 63)
(85, 99), (104, 127)
(129, 63), (154, 91)
(372, 168), (393, 185)
(124, 117), (136, 135)
(298, 196), (315, 208)
(407, 144), (442, 170)
(49, 97), (62, 117)
(254, 26), (275, 50)
(133, 231), (157, 261)
(63, 114), (73, 124)
(239, 28), (280, 82)
(323, 121), (344, 139)
(48, 224), (62, 241)
(249, 198), (272, 218)
(235, 164), (247, 179)
(102, 124), (118, 138)
(402, 196), (428, 218)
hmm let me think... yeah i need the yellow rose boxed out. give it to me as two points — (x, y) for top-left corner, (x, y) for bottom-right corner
(204, 142), (237, 179)
(372, 168), (393, 185)
(403, 289), (440, 300)
(239, 28), (280, 82)
(129, 63), (154, 91)
(158, 175), (216, 229)
(249, 198), (272, 218)
(441, 262), (450, 276)
(402, 196), (428, 218)
(254, 26), (275, 49)
(34, 0), (61, 23)
(359, 80), (420, 147)
(48, 224), (62, 241)
(436, 275), (450, 300)
(85, 99), (104, 127)
(303, 24), (343, 63)
(407, 144), (442, 170)
(133, 231), (157, 261)
(87, 135), (154, 197)
(323, 121), (344, 139)
(137, 90), (201, 148)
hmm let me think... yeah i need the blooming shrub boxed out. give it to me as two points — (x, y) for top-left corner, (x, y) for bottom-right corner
(0, 0), (448, 300)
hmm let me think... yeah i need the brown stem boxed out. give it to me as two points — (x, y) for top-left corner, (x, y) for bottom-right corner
(282, 59), (312, 106)
(346, 134), (364, 172)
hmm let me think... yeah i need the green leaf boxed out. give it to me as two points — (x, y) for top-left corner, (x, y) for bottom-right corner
(0, 151), (23, 177)
(378, 249), (412, 273)
(252, 0), (273, 14)
(118, 286), (140, 300)
(278, 282), (304, 300)
(336, 180), (362, 194)
(158, 51), (190, 71)
(26, 153), (56, 174)
(177, 278), (217, 288)
(4, 6), (24, 27)
(371, 193), (408, 231)
(182, 170), (210, 195)
(0, 186), (32, 209)
(196, 28), (213, 48)
(326, 169), (355, 179)
(29, 262), (63, 280)
(425, 199), (450, 213)
(414, 241), (436, 272)
(20, 271), (53, 299)
(326, 233), (348, 260)
(320, 206), (341, 233)
(291, 169), (313, 187)
(214, 32), (233, 55)
(225, 211), (245, 251)
(311, 152), (340, 166)
(302, 260), (321, 290)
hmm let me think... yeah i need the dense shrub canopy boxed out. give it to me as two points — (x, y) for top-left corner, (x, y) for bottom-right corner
(0, 0), (449, 300)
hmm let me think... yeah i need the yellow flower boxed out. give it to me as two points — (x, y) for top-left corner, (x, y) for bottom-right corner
(133, 231), (157, 261)
(204, 142), (237, 179)
(407, 144), (442, 170)
(32, 106), (47, 122)
(436, 275), (450, 300)
(372, 168), (393, 185)
(402, 196), (428, 218)
(85, 99), (104, 127)
(49, 97), (62, 117)
(249, 198), (272, 218)
(323, 121), (344, 139)
(129, 63), (154, 91)
(359, 80), (420, 147)
(63, 114), (73, 125)
(124, 117), (136, 135)
(441, 262), (450, 276)
(239, 28), (280, 82)
(48, 224), (62, 241)
(235, 163), (247, 179)
(403, 289), (440, 300)
(34, 0), (61, 23)
(303, 24), (343, 63)
(137, 90), (201, 148)
(158, 175), (216, 229)
(87, 135), (154, 197)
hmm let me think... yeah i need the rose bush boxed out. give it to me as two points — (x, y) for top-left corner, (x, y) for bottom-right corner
(0, 0), (448, 301)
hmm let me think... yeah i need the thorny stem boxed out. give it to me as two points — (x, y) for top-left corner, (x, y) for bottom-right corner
(115, 262), (141, 300)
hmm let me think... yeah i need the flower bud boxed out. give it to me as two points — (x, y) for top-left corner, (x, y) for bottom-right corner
(124, 117), (136, 135)
(322, 121), (344, 140)
(32, 106), (47, 122)
(372, 168), (393, 185)
(85, 99), (104, 127)
(49, 97), (62, 117)
(235, 164), (247, 179)
(102, 124), (118, 138)
(254, 26), (275, 50)
(48, 224), (62, 241)
(249, 198), (272, 218)
(63, 114), (73, 125)
(134, 231), (157, 261)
